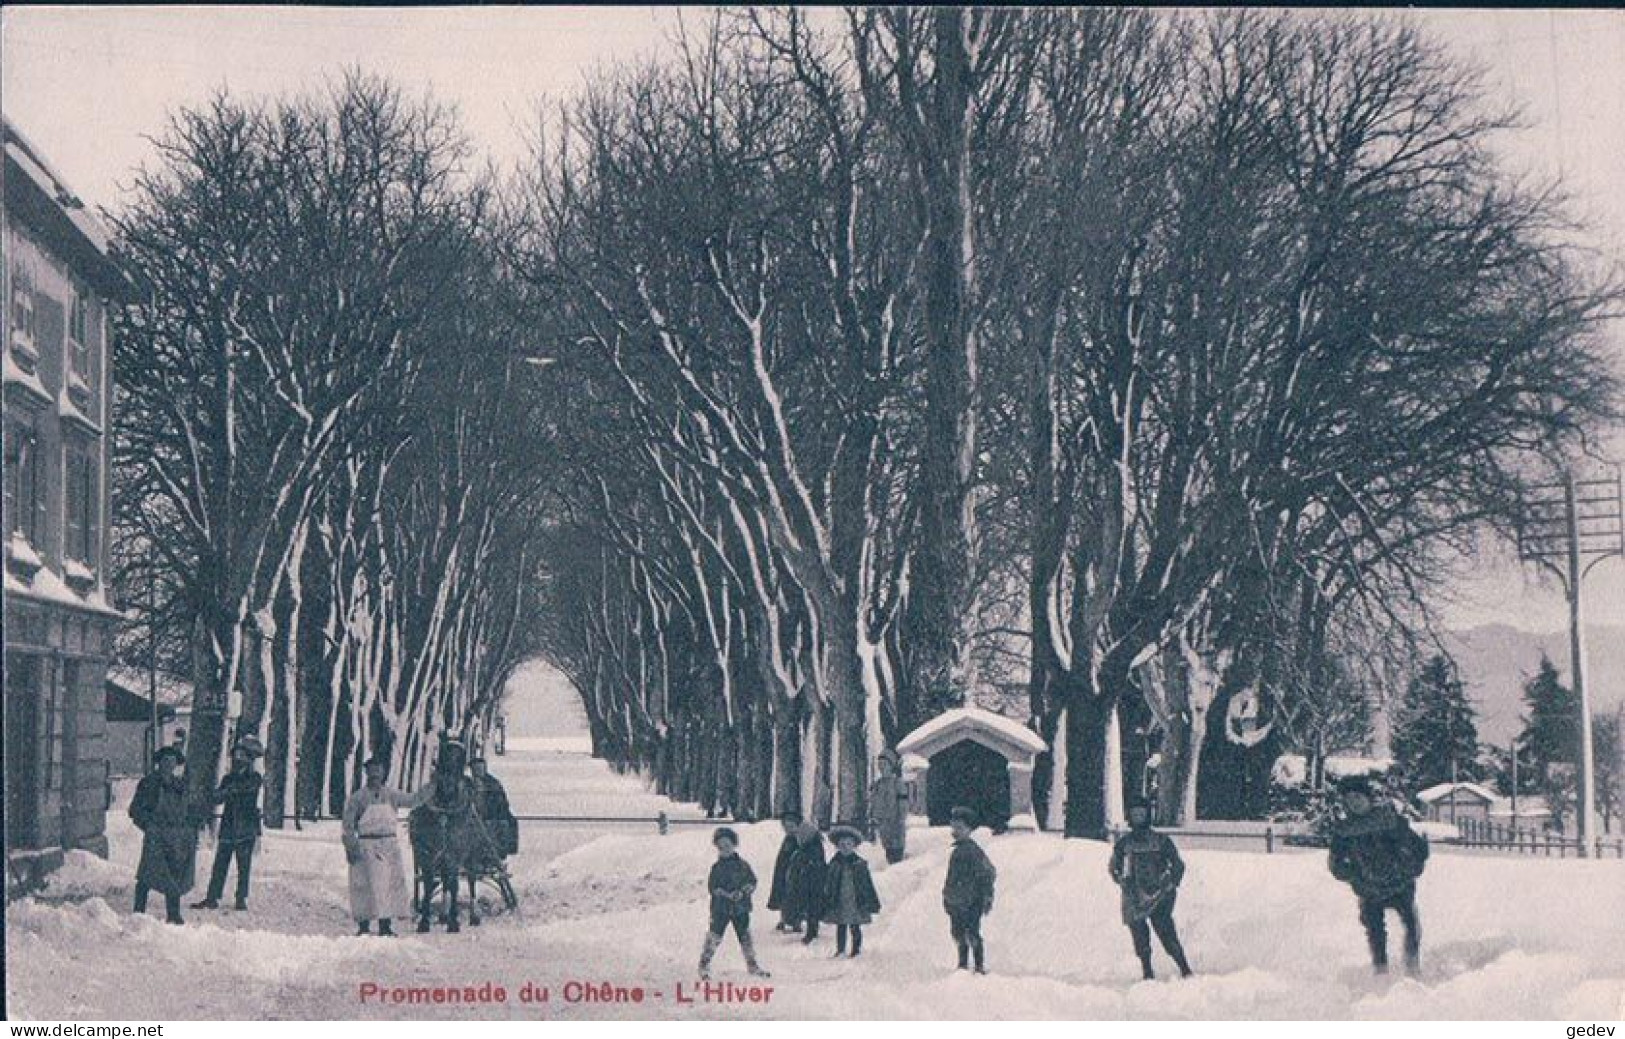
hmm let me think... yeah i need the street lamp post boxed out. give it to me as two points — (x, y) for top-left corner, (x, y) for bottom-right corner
(1517, 462), (1624, 857)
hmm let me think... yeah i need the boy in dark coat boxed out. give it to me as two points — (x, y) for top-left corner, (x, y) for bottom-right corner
(130, 746), (200, 924)
(193, 736), (264, 910)
(766, 812), (802, 932)
(1328, 775), (1429, 976)
(943, 805), (996, 973)
(1109, 799), (1192, 980)
(699, 828), (771, 979)
(822, 824), (881, 957)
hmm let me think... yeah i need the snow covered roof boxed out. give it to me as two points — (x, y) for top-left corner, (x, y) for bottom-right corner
(106, 666), (194, 710)
(1325, 755), (1393, 778)
(1417, 781), (1499, 805)
(897, 706), (1047, 764)
(3, 118), (129, 298)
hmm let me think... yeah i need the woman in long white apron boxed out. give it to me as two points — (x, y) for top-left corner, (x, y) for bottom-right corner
(342, 754), (431, 935)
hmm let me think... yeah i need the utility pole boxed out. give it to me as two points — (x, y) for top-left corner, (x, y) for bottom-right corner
(147, 579), (160, 771)
(1518, 463), (1623, 857)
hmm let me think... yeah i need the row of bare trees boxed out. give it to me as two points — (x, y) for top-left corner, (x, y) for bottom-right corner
(516, 9), (1618, 836)
(109, 10), (1618, 834)
(112, 77), (553, 819)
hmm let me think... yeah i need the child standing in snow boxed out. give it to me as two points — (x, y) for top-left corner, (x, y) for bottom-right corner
(785, 818), (828, 944)
(766, 811), (802, 932)
(700, 828), (771, 979)
(942, 806), (996, 973)
(1109, 799), (1193, 981)
(1327, 775), (1429, 976)
(822, 824), (881, 957)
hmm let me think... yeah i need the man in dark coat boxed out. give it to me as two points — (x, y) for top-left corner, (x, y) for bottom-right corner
(470, 756), (516, 859)
(130, 746), (200, 924)
(699, 827), (770, 979)
(822, 824), (881, 957)
(1328, 775), (1429, 976)
(1109, 799), (1192, 980)
(765, 811), (802, 932)
(943, 805), (996, 973)
(193, 736), (264, 911)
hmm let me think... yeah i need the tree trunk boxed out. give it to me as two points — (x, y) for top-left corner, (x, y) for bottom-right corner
(772, 701), (802, 816)
(901, 6), (982, 732)
(1063, 687), (1115, 839)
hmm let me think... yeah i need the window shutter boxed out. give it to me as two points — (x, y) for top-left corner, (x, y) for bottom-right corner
(65, 449), (85, 561)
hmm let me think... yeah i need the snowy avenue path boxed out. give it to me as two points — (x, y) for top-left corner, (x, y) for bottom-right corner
(8, 664), (1625, 1019)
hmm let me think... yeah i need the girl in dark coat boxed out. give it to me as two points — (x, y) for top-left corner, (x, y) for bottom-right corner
(785, 819), (827, 943)
(822, 824), (881, 957)
(765, 812), (802, 932)
(130, 746), (200, 924)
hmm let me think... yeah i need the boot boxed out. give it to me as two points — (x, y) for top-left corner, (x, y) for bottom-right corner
(973, 938), (987, 975)
(233, 898), (248, 912)
(447, 917), (461, 934)
(1168, 943), (1193, 979)
(957, 941), (969, 971)
(1403, 951), (1421, 978)
(417, 915), (432, 934)
(191, 898), (220, 910)
(1140, 957), (1156, 981)
(357, 920), (372, 936)
(698, 931), (722, 979)
(849, 927), (863, 958)
(740, 932), (771, 978)
(378, 919), (396, 937)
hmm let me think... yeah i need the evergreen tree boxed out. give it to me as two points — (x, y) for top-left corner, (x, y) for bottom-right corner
(1594, 709), (1621, 835)
(1391, 655), (1481, 791)
(1519, 655), (1581, 771)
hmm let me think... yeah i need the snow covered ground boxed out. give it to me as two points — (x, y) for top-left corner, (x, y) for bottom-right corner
(8, 736), (1625, 1020)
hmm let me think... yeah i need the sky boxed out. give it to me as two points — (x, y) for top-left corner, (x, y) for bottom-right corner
(2, 5), (1621, 632)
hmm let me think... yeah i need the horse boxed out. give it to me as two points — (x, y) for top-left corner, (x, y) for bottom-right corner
(408, 743), (483, 932)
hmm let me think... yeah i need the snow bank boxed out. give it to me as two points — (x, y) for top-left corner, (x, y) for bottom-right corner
(525, 821), (1625, 1020)
(41, 849), (131, 899)
(10, 740), (1624, 1020)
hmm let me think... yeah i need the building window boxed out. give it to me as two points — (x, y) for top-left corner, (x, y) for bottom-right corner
(4, 420), (42, 547)
(68, 289), (91, 382)
(64, 441), (98, 566)
(9, 261), (37, 360)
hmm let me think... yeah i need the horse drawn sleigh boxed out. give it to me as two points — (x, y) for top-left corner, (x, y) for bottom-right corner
(407, 740), (520, 931)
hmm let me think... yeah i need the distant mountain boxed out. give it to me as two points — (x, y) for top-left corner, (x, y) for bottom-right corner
(1441, 623), (1625, 748)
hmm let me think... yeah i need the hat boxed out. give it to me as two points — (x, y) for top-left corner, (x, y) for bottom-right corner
(364, 752), (390, 769)
(154, 745), (185, 767)
(712, 826), (740, 846)
(830, 823), (865, 844)
(233, 735), (264, 757)
(949, 805), (978, 828)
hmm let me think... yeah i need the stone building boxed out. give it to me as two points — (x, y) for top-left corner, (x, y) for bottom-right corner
(3, 118), (128, 886)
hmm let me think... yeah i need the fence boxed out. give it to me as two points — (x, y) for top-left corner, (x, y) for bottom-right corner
(263, 809), (1625, 859)
(1105, 821), (1625, 859)
(1449, 816), (1625, 859)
